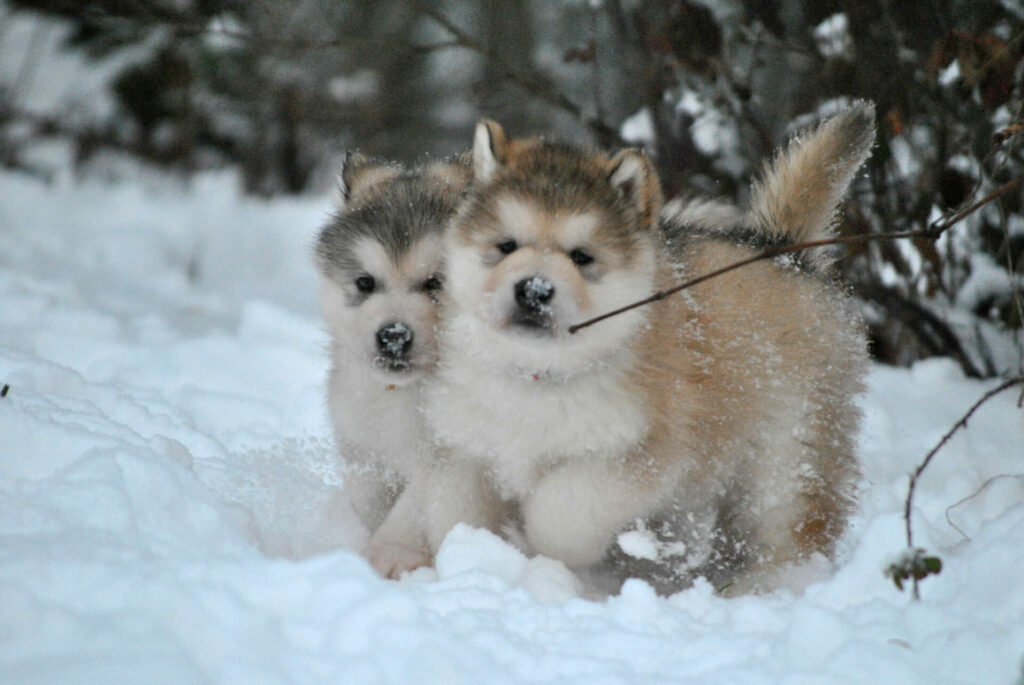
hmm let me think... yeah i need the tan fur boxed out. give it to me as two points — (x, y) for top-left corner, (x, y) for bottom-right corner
(749, 102), (875, 271)
(608, 148), (663, 229)
(424, 108), (874, 596)
(337, 152), (404, 208)
(424, 158), (472, 191)
(637, 240), (865, 590)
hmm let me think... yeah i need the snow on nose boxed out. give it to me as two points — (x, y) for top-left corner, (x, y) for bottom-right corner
(515, 276), (555, 310)
(377, 322), (414, 357)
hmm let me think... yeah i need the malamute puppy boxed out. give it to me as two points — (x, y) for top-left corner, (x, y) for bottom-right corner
(420, 103), (875, 595)
(316, 153), (468, 576)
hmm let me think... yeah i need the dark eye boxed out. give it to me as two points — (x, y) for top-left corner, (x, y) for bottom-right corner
(423, 275), (442, 292)
(497, 239), (518, 255)
(569, 248), (594, 267)
(355, 275), (376, 294)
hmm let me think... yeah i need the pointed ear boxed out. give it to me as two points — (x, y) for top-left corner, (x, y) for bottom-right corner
(337, 150), (365, 206)
(423, 158), (472, 191)
(607, 148), (663, 228)
(336, 151), (401, 208)
(473, 119), (508, 184)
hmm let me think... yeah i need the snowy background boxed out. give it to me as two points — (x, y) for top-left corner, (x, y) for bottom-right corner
(2, 156), (1024, 684)
(2, 2), (1024, 682)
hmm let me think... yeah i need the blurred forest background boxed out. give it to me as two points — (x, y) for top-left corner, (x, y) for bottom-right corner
(1, 0), (1023, 377)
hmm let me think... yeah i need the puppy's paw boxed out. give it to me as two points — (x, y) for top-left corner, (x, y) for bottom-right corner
(523, 477), (615, 569)
(364, 540), (432, 579)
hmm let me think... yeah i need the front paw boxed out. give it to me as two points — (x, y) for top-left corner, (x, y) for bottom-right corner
(364, 540), (432, 579)
(523, 475), (617, 568)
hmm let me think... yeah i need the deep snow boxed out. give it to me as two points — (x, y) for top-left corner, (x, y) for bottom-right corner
(2, 162), (1023, 684)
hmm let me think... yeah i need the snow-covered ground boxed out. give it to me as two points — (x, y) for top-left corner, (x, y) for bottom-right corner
(2, 161), (1023, 684)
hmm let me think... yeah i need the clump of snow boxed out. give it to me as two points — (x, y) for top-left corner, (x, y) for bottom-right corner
(617, 522), (688, 563)
(617, 528), (660, 561)
(813, 13), (854, 59)
(888, 135), (921, 180)
(328, 70), (380, 104)
(938, 59), (962, 87)
(673, 90), (746, 177)
(620, 107), (655, 147)
(2, 159), (1024, 683)
(957, 250), (1024, 313)
(430, 524), (581, 603)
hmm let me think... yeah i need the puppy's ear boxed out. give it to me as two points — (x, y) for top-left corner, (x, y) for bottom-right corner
(336, 151), (401, 208)
(473, 119), (508, 184)
(607, 148), (663, 229)
(423, 155), (472, 190)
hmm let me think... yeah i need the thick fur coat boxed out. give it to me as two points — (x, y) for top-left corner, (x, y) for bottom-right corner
(316, 154), (469, 575)
(408, 103), (875, 595)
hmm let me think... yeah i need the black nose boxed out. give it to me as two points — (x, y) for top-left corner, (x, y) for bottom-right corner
(376, 322), (414, 357)
(514, 276), (555, 311)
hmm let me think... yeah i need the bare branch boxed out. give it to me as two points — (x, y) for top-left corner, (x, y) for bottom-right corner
(568, 175), (1024, 334)
(944, 474), (1024, 542)
(902, 377), (1023, 598)
(904, 377), (1024, 548)
(568, 230), (922, 333)
(928, 175), (1023, 235)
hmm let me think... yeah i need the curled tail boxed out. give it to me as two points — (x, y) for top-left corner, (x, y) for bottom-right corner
(749, 100), (876, 274)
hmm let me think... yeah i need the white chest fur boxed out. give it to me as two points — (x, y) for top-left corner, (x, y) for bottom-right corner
(328, 366), (424, 475)
(424, 356), (649, 497)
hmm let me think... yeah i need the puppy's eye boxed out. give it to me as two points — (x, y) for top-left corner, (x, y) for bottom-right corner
(355, 275), (376, 294)
(497, 239), (518, 255)
(423, 275), (443, 292)
(569, 248), (594, 267)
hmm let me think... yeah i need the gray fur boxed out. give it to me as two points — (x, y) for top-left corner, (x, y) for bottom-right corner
(317, 153), (470, 579)
(317, 165), (465, 283)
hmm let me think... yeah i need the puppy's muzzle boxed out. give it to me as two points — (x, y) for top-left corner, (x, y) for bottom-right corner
(376, 322), (414, 368)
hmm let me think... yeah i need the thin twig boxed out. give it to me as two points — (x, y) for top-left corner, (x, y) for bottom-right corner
(902, 377), (1023, 598)
(931, 175), (1023, 233)
(906, 377), (1024, 547)
(944, 474), (1024, 542)
(569, 231), (912, 333)
(568, 175), (1024, 333)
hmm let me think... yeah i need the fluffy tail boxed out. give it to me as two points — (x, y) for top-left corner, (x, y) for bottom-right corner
(749, 100), (876, 274)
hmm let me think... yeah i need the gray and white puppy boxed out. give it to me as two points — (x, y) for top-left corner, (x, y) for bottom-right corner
(316, 153), (469, 576)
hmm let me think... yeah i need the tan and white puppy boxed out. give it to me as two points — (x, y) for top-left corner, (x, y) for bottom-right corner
(316, 153), (468, 576)
(419, 103), (875, 595)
